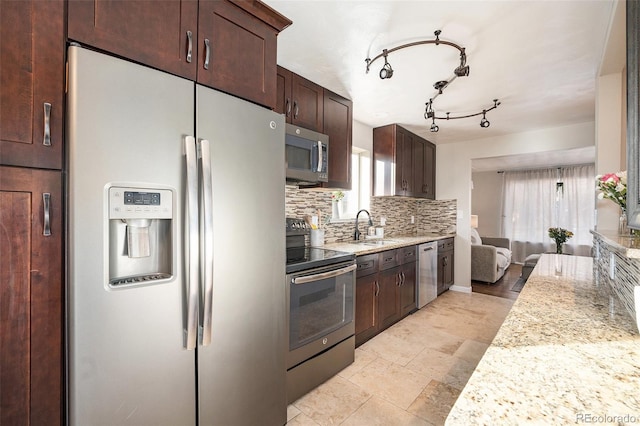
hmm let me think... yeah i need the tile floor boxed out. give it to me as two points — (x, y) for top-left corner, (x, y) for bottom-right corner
(286, 290), (515, 425)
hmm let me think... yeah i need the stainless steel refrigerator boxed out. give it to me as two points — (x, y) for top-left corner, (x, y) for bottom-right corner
(67, 45), (286, 425)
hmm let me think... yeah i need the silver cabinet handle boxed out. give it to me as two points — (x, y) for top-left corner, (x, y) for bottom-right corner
(42, 193), (51, 236)
(184, 136), (199, 350)
(186, 31), (193, 63)
(198, 139), (214, 347)
(292, 264), (357, 285)
(293, 101), (299, 119)
(204, 38), (211, 70)
(401, 271), (405, 285)
(43, 103), (51, 146)
(375, 281), (379, 297)
(285, 98), (291, 117)
(423, 247), (433, 252)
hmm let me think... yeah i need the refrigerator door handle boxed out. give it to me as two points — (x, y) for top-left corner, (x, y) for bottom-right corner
(185, 135), (200, 350)
(199, 139), (214, 346)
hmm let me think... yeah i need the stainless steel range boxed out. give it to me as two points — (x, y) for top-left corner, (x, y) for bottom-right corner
(285, 218), (356, 403)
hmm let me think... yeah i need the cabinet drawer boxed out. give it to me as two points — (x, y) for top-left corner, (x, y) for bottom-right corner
(438, 238), (454, 252)
(378, 249), (399, 270)
(356, 253), (379, 278)
(399, 245), (417, 265)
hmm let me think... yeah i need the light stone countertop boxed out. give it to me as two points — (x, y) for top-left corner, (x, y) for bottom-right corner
(321, 233), (455, 256)
(591, 229), (640, 258)
(446, 254), (640, 425)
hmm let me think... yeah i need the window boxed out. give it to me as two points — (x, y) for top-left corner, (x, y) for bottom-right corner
(336, 148), (370, 220)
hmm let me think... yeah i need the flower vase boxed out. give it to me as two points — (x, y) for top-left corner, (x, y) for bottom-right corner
(555, 241), (564, 254)
(619, 211), (628, 235)
(332, 201), (341, 219)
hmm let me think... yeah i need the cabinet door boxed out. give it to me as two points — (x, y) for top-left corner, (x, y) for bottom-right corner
(378, 267), (401, 330)
(437, 252), (446, 295)
(412, 137), (426, 198)
(291, 74), (323, 132)
(400, 262), (417, 317)
(1, 0), (64, 169)
(323, 89), (353, 189)
(276, 66), (293, 118)
(0, 167), (63, 425)
(444, 251), (454, 288)
(198, 0), (279, 108)
(68, 0), (198, 81)
(423, 140), (436, 199)
(396, 127), (414, 195)
(355, 274), (378, 346)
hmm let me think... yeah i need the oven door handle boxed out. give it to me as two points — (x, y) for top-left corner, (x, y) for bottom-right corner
(292, 264), (357, 285)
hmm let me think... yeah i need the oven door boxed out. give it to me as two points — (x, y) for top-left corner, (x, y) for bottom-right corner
(286, 261), (356, 369)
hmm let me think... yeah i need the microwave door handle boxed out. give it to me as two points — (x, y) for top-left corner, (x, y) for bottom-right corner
(317, 141), (323, 172)
(292, 264), (357, 285)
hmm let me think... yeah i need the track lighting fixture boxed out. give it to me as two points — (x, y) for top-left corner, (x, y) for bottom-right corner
(379, 50), (393, 79)
(366, 30), (502, 133)
(479, 111), (490, 128)
(365, 30), (469, 84)
(424, 99), (501, 131)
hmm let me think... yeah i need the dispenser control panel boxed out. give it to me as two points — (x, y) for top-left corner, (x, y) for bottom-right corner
(109, 186), (173, 220)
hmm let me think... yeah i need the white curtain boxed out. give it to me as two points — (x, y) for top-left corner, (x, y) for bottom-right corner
(502, 164), (595, 263)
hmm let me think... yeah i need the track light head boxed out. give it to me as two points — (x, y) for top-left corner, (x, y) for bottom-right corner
(379, 50), (393, 79)
(480, 111), (490, 128)
(379, 62), (393, 79)
(454, 65), (470, 77)
(430, 123), (439, 132)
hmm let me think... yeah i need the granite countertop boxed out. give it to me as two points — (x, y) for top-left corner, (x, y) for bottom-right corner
(591, 229), (640, 258)
(446, 254), (640, 425)
(322, 233), (455, 256)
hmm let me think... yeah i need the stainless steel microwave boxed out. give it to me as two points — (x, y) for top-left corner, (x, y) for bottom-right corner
(285, 124), (329, 184)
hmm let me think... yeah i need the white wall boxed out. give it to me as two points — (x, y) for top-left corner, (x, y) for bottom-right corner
(471, 171), (504, 237)
(437, 122), (596, 289)
(353, 119), (373, 152)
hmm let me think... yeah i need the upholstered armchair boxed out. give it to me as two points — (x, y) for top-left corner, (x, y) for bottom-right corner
(470, 228), (512, 283)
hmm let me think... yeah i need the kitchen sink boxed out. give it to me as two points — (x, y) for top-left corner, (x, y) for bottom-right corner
(350, 239), (400, 247)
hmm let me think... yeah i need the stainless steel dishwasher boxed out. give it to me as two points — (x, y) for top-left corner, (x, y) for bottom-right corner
(418, 241), (438, 308)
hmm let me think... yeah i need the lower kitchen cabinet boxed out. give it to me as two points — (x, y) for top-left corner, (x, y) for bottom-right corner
(0, 166), (63, 425)
(437, 238), (455, 295)
(355, 246), (417, 347)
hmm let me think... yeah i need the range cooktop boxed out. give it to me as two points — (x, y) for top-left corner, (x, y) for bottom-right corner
(286, 246), (355, 274)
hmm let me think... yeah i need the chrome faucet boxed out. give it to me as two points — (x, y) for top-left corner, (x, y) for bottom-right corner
(353, 209), (374, 241)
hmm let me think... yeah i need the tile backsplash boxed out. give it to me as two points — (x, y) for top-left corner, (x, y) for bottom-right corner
(285, 185), (456, 244)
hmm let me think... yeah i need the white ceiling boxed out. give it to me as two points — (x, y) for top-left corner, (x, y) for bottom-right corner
(471, 146), (596, 172)
(265, 0), (618, 158)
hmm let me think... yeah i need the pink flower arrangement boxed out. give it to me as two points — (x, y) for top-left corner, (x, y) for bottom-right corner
(596, 171), (627, 211)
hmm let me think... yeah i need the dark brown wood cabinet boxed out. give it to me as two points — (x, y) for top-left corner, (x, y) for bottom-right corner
(398, 246), (417, 317)
(437, 238), (455, 295)
(276, 66), (324, 132)
(0, 0), (65, 170)
(0, 166), (63, 425)
(373, 124), (436, 199)
(68, 0), (291, 109)
(322, 89), (353, 189)
(277, 67), (353, 189)
(68, 0), (198, 80)
(355, 246), (417, 346)
(354, 253), (379, 346)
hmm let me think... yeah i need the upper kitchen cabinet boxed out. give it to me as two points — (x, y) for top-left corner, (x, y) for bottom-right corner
(0, 0), (64, 169)
(276, 66), (324, 132)
(322, 89), (353, 190)
(68, 0), (199, 81)
(198, 1), (291, 108)
(373, 124), (436, 199)
(68, 0), (291, 109)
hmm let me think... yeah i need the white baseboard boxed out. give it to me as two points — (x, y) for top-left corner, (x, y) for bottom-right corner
(449, 285), (472, 294)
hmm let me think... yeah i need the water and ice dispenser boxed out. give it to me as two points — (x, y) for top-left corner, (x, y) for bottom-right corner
(108, 186), (174, 287)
